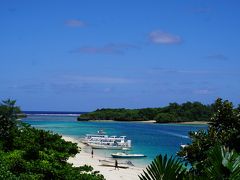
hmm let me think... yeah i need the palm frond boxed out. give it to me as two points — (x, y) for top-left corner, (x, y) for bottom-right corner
(204, 145), (240, 179)
(139, 154), (186, 180)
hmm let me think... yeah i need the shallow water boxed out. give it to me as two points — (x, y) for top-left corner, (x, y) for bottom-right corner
(22, 115), (207, 166)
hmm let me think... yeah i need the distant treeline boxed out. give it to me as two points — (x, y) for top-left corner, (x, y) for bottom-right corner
(78, 101), (214, 123)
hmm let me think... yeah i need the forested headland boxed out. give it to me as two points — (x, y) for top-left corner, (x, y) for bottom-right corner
(78, 101), (214, 123)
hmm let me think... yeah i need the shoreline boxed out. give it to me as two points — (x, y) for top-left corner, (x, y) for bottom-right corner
(62, 135), (145, 180)
(86, 119), (209, 125)
(169, 121), (209, 125)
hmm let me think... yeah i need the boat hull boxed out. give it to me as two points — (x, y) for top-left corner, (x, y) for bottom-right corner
(90, 143), (128, 150)
(99, 160), (129, 168)
(111, 153), (146, 158)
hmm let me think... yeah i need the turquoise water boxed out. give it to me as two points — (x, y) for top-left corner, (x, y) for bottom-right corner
(22, 115), (207, 167)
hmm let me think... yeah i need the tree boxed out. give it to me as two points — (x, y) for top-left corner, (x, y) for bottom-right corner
(139, 108), (159, 120)
(155, 113), (176, 123)
(0, 99), (19, 151)
(0, 99), (105, 179)
(203, 145), (240, 179)
(178, 98), (240, 175)
(78, 101), (213, 122)
(140, 98), (240, 179)
(140, 145), (240, 180)
(139, 154), (186, 180)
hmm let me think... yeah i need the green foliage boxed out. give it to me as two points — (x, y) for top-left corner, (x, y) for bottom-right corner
(140, 98), (240, 179)
(156, 101), (213, 123)
(139, 154), (186, 180)
(203, 145), (240, 179)
(155, 113), (176, 123)
(2, 123), (104, 179)
(0, 99), (105, 180)
(0, 154), (18, 180)
(78, 101), (213, 123)
(209, 98), (240, 152)
(0, 99), (19, 151)
(138, 108), (160, 120)
(140, 145), (240, 180)
(178, 98), (240, 176)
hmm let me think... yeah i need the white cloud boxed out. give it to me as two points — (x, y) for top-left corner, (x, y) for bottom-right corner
(194, 89), (212, 95)
(206, 54), (228, 61)
(61, 75), (134, 84)
(73, 43), (139, 55)
(65, 19), (86, 27)
(149, 30), (182, 44)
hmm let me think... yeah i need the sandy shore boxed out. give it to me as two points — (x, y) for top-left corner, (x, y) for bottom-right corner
(62, 136), (145, 180)
(86, 120), (209, 125)
(88, 120), (156, 123)
(169, 121), (209, 125)
(136, 120), (209, 125)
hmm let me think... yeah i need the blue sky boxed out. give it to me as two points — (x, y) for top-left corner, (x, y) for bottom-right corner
(0, 0), (240, 111)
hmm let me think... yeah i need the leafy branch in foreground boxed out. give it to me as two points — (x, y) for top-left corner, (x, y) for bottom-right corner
(139, 155), (186, 180)
(204, 145), (240, 179)
(139, 145), (240, 180)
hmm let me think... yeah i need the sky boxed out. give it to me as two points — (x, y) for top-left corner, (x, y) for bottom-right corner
(0, 0), (240, 111)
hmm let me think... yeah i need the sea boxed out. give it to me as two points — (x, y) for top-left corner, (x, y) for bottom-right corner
(22, 111), (207, 167)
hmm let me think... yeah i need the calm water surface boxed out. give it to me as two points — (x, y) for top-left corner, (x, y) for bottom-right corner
(22, 115), (207, 166)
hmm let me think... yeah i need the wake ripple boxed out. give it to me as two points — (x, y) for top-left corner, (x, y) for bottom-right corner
(159, 130), (189, 139)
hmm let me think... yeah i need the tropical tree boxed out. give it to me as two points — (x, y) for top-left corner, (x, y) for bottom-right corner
(139, 154), (186, 180)
(139, 145), (240, 180)
(178, 98), (240, 175)
(202, 145), (240, 179)
(0, 99), (19, 151)
(140, 98), (240, 180)
(155, 113), (176, 123)
(209, 98), (240, 152)
(0, 100), (105, 179)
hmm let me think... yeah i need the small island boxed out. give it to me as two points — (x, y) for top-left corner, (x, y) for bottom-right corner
(78, 101), (213, 123)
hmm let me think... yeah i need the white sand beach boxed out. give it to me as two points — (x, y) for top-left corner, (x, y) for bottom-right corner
(62, 136), (146, 180)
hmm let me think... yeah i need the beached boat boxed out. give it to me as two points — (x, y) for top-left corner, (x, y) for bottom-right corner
(99, 160), (129, 168)
(111, 152), (146, 158)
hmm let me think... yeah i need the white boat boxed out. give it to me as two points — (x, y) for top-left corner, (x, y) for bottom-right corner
(81, 134), (108, 144)
(97, 129), (106, 135)
(81, 131), (132, 149)
(89, 138), (131, 149)
(180, 144), (188, 148)
(111, 152), (146, 158)
(81, 130), (108, 144)
(89, 143), (130, 150)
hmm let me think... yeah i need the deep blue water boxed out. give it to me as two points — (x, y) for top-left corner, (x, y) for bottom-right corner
(22, 115), (207, 166)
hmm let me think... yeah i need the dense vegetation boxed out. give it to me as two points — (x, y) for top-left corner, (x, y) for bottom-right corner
(2, 98), (239, 179)
(78, 101), (213, 123)
(139, 98), (240, 179)
(0, 99), (104, 180)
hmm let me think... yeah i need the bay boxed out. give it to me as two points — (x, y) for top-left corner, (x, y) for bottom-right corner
(22, 114), (207, 166)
